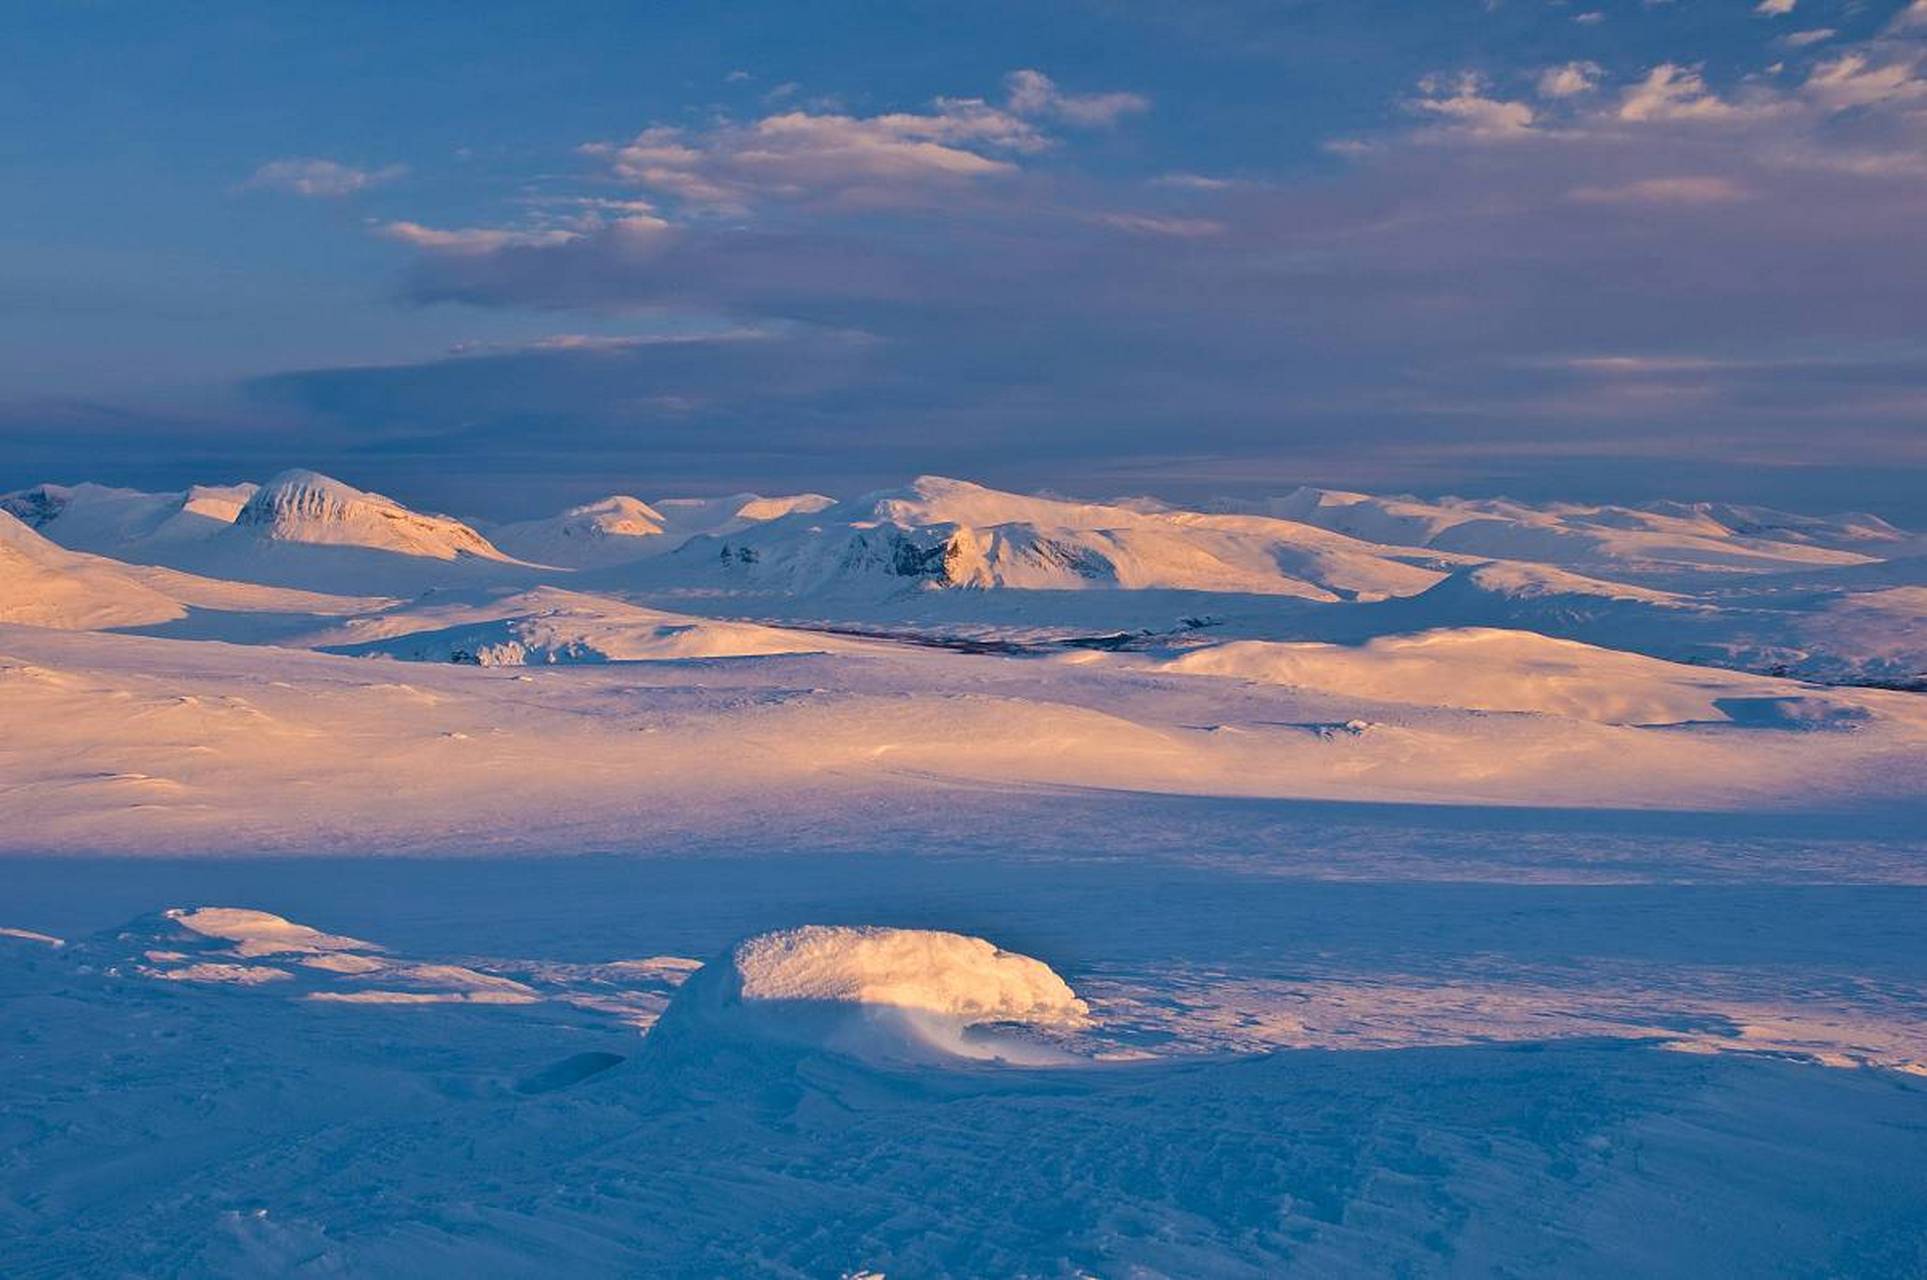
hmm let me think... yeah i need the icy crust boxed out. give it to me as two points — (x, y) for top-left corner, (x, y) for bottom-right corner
(650, 926), (1091, 1067)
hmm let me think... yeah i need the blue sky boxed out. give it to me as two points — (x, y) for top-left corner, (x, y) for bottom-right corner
(5, 0), (1925, 518)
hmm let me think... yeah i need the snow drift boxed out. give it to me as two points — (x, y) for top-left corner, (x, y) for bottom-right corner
(647, 926), (1091, 1068)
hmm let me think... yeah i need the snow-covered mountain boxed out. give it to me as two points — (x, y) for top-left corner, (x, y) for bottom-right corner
(485, 491), (834, 569)
(487, 496), (670, 568)
(0, 508), (374, 633)
(1223, 487), (1894, 581)
(654, 475), (1460, 601)
(652, 491), (835, 540)
(1, 480), (257, 555)
(231, 470), (510, 561)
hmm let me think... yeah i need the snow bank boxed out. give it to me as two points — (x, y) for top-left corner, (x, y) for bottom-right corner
(649, 926), (1090, 1067)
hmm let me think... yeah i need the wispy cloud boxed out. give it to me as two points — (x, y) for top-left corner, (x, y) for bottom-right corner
(1409, 72), (1536, 139)
(243, 157), (405, 198)
(1568, 176), (1750, 204)
(578, 69), (1144, 213)
(1089, 212), (1225, 237)
(1003, 69), (1149, 126)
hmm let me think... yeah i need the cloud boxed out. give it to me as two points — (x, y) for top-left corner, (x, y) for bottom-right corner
(1089, 212), (1225, 237)
(244, 157), (405, 198)
(1754, 0), (1796, 15)
(1801, 53), (1927, 111)
(1537, 62), (1603, 98)
(1568, 176), (1750, 204)
(1152, 172), (1244, 190)
(379, 221), (591, 254)
(586, 107), (1031, 212)
(1003, 70), (1149, 126)
(1410, 72), (1537, 138)
(1893, 1), (1927, 32)
(1616, 64), (1772, 123)
(330, 50), (1927, 515)
(1781, 29), (1837, 48)
(578, 70), (1142, 213)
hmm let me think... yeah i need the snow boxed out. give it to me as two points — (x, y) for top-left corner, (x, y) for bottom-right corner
(0, 509), (186, 629)
(2, 466), (1923, 1275)
(652, 925), (1092, 1066)
(1159, 626), (1861, 726)
(313, 586), (857, 665)
(654, 474), (1456, 601)
(1239, 486), (1890, 577)
(486, 495), (668, 568)
(233, 469), (511, 561)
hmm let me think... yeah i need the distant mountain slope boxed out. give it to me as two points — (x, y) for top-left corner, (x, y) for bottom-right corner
(486, 491), (833, 569)
(0, 510), (186, 629)
(1, 509), (387, 634)
(651, 476), (1460, 602)
(487, 497), (669, 568)
(1223, 488), (1889, 579)
(2, 481), (257, 554)
(231, 470), (510, 561)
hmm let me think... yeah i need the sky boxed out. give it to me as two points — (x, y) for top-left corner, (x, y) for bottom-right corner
(4, 0), (1926, 520)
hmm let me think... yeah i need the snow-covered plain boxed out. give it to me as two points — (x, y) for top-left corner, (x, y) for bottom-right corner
(2, 469), (1923, 1275)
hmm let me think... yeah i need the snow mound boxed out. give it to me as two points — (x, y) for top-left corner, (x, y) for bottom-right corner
(166, 907), (379, 958)
(650, 926), (1091, 1067)
(1161, 628), (1847, 726)
(234, 470), (511, 562)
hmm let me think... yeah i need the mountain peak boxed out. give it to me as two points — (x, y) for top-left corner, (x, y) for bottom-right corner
(235, 470), (508, 561)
